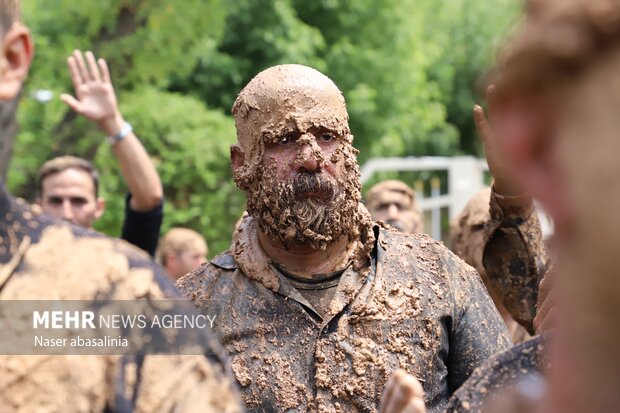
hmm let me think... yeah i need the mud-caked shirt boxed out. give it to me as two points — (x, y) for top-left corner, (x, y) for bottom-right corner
(177, 217), (510, 412)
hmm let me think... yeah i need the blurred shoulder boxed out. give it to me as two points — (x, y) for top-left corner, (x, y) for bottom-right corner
(5, 222), (175, 300)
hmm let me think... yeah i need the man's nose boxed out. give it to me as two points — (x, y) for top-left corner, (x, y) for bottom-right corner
(61, 200), (75, 222)
(387, 204), (400, 219)
(297, 134), (323, 172)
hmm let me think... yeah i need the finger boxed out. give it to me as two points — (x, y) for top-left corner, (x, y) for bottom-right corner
(85, 51), (101, 82)
(535, 290), (556, 333)
(535, 306), (557, 333)
(382, 371), (424, 413)
(380, 371), (401, 413)
(60, 94), (83, 113)
(385, 377), (422, 412)
(73, 50), (90, 82)
(537, 267), (554, 305)
(473, 105), (492, 145)
(98, 58), (111, 84)
(66, 56), (83, 87)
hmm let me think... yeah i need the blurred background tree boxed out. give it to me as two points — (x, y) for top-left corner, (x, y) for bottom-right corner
(8, 0), (520, 257)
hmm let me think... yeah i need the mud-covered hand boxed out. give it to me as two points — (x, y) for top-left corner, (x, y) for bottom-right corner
(475, 85), (524, 197)
(60, 50), (123, 136)
(380, 370), (426, 413)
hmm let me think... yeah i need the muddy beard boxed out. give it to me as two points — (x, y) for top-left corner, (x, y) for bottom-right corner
(246, 167), (362, 251)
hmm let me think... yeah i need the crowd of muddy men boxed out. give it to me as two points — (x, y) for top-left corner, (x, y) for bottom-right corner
(1, 0), (619, 412)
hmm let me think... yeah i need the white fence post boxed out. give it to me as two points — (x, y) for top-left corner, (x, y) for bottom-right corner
(430, 177), (441, 240)
(447, 156), (485, 221)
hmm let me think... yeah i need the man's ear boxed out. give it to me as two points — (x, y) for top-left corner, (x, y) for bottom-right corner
(94, 197), (105, 220)
(230, 144), (245, 173)
(165, 252), (178, 272)
(0, 23), (33, 101)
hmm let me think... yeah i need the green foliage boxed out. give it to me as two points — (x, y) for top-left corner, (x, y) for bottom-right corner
(10, 0), (521, 257)
(169, 0), (326, 111)
(424, 0), (521, 154)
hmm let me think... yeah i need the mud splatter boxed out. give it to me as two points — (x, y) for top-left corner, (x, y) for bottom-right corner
(231, 216), (280, 292)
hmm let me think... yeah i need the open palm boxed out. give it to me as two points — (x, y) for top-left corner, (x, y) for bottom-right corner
(474, 85), (523, 197)
(61, 50), (119, 123)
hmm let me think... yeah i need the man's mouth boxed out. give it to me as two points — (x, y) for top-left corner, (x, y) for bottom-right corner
(386, 219), (406, 231)
(296, 190), (327, 199)
(292, 173), (336, 202)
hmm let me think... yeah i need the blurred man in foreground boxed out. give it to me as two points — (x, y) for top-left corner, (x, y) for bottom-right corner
(383, 0), (620, 412)
(0, 1), (241, 411)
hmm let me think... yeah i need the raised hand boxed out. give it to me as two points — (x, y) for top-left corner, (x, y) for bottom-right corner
(380, 370), (426, 413)
(60, 50), (121, 135)
(474, 85), (524, 197)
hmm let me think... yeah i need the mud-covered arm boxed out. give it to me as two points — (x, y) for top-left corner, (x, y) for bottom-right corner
(447, 259), (512, 394)
(482, 187), (551, 334)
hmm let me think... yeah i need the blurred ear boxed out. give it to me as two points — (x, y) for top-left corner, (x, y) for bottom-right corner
(0, 23), (33, 101)
(230, 144), (245, 173)
(165, 252), (178, 273)
(94, 197), (105, 220)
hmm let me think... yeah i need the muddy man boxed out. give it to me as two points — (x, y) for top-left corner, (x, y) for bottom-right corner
(178, 64), (510, 412)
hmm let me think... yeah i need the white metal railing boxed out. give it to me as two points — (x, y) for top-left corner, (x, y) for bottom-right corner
(361, 156), (554, 240)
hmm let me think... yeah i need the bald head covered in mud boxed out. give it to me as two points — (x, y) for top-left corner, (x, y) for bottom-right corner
(231, 64), (372, 255)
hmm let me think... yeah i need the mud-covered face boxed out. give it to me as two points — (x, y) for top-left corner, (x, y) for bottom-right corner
(232, 65), (366, 250)
(369, 190), (422, 234)
(246, 111), (362, 251)
(252, 137), (361, 250)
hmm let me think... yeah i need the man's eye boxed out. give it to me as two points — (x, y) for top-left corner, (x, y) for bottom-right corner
(319, 133), (335, 142)
(48, 197), (63, 206)
(70, 198), (88, 207)
(277, 133), (296, 145)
